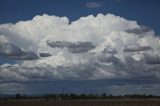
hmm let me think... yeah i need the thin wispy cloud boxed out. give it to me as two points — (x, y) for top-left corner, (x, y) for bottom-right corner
(86, 0), (121, 9)
(86, 2), (102, 8)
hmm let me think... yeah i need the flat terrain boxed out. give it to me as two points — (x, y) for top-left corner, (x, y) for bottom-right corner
(0, 99), (160, 106)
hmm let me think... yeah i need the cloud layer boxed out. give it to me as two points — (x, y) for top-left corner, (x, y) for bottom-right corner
(0, 13), (160, 94)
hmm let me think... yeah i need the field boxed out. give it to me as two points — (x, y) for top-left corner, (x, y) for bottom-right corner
(0, 99), (160, 106)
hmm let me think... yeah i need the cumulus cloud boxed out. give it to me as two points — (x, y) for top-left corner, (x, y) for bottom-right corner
(0, 13), (160, 94)
(86, 2), (102, 8)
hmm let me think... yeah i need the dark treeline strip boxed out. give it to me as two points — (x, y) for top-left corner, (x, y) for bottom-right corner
(1, 93), (160, 101)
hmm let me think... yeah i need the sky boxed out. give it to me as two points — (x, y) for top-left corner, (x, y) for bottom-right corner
(0, 0), (160, 34)
(0, 0), (160, 95)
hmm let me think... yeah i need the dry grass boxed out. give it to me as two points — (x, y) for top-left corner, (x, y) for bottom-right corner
(0, 99), (160, 106)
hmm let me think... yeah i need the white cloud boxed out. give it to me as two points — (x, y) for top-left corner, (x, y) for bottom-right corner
(0, 13), (160, 85)
(86, 2), (102, 8)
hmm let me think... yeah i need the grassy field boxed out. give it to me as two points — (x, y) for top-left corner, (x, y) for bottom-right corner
(0, 99), (160, 106)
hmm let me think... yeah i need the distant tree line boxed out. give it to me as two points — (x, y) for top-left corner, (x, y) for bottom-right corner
(1, 93), (160, 101)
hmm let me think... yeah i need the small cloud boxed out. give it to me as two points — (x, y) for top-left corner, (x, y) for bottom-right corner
(86, 0), (121, 9)
(47, 40), (95, 53)
(86, 2), (102, 8)
(123, 43), (152, 52)
(39, 53), (51, 57)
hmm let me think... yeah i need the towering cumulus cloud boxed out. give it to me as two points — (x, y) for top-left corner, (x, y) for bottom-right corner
(0, 14), (160, 94)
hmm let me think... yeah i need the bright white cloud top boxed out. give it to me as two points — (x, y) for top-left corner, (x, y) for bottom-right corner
(0, 13), (160, 85)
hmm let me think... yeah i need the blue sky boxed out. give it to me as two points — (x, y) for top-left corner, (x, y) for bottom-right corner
(0, 0), (160, 34)
(0, 0), (160, 95)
